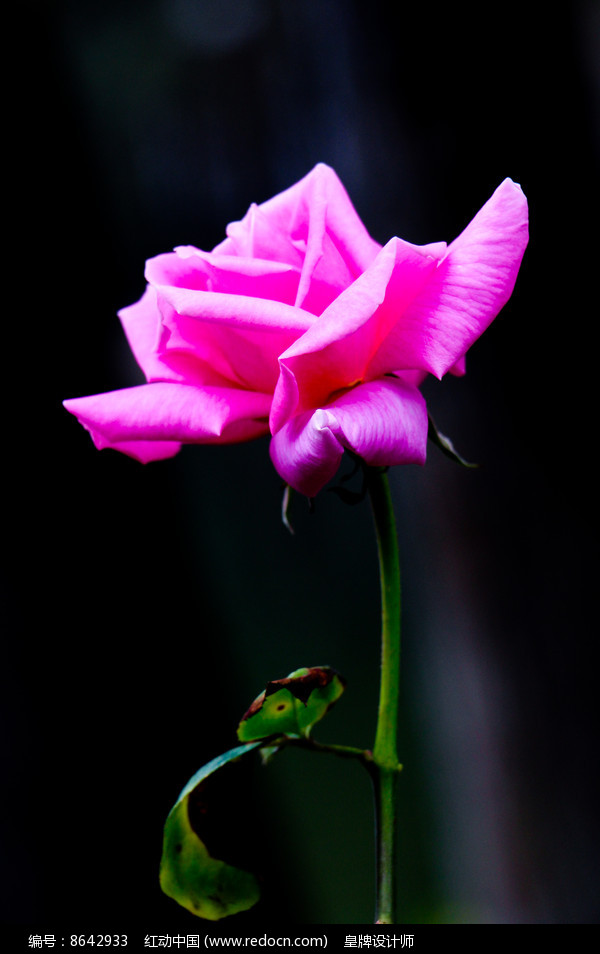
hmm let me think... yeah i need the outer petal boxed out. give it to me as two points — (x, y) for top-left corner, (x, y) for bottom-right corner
(370, 178), (529, 379)
(269, 377), (428, 497)
(63, 383), (271, 461)
(90, 438), (182, 465)
(270, 237), (446, 433)
(118, 286), (165, 381)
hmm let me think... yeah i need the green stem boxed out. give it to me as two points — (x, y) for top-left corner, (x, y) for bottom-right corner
(366, 467), (402, 925)
(284, 736), (372, 764)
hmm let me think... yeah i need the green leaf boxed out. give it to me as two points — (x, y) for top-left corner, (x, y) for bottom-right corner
(427, 414), (479, 468)
(237, 666), (346, 742)
(160, 743), (262, 920)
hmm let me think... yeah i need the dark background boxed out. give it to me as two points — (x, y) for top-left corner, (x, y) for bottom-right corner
(4, 0), (598, 926)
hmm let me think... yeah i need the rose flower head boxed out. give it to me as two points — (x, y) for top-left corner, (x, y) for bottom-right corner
(64, 164), (528, 497)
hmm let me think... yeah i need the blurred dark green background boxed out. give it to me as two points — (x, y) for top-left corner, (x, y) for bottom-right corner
(4, 0), (598, 926)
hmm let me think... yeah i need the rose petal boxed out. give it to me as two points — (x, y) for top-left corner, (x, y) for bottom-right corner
(154, 282), (314, 335)
(269, 377), (428, 497)
(117, 287), (241, 389)
(118, 286), (164, 381)
(146, 247), (303, 307)
(214, 164), (382, 312)
(270, 237), (446, 433)
(63, 383), (271, 459)
(153, 292), (309, 395)
(91, 437), (182, 464)
(370, 178), (529, 379)
(259, 163), (382, 273)
(149, 251), (318, 393)
(214, 201), (305, 265)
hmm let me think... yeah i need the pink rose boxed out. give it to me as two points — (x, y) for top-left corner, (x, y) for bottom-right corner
(64, 164), (528, 497)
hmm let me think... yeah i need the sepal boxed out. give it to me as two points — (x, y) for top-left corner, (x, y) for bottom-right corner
(427, 414), (479, 468)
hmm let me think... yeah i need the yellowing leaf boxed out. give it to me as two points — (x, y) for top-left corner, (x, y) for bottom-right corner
(237, 666), (346, 742)
(160, 743), (261, 920)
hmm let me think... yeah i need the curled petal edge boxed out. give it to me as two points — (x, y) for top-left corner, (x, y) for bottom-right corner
(63, 382), (271, 462)
(269, 377), (428, 497)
